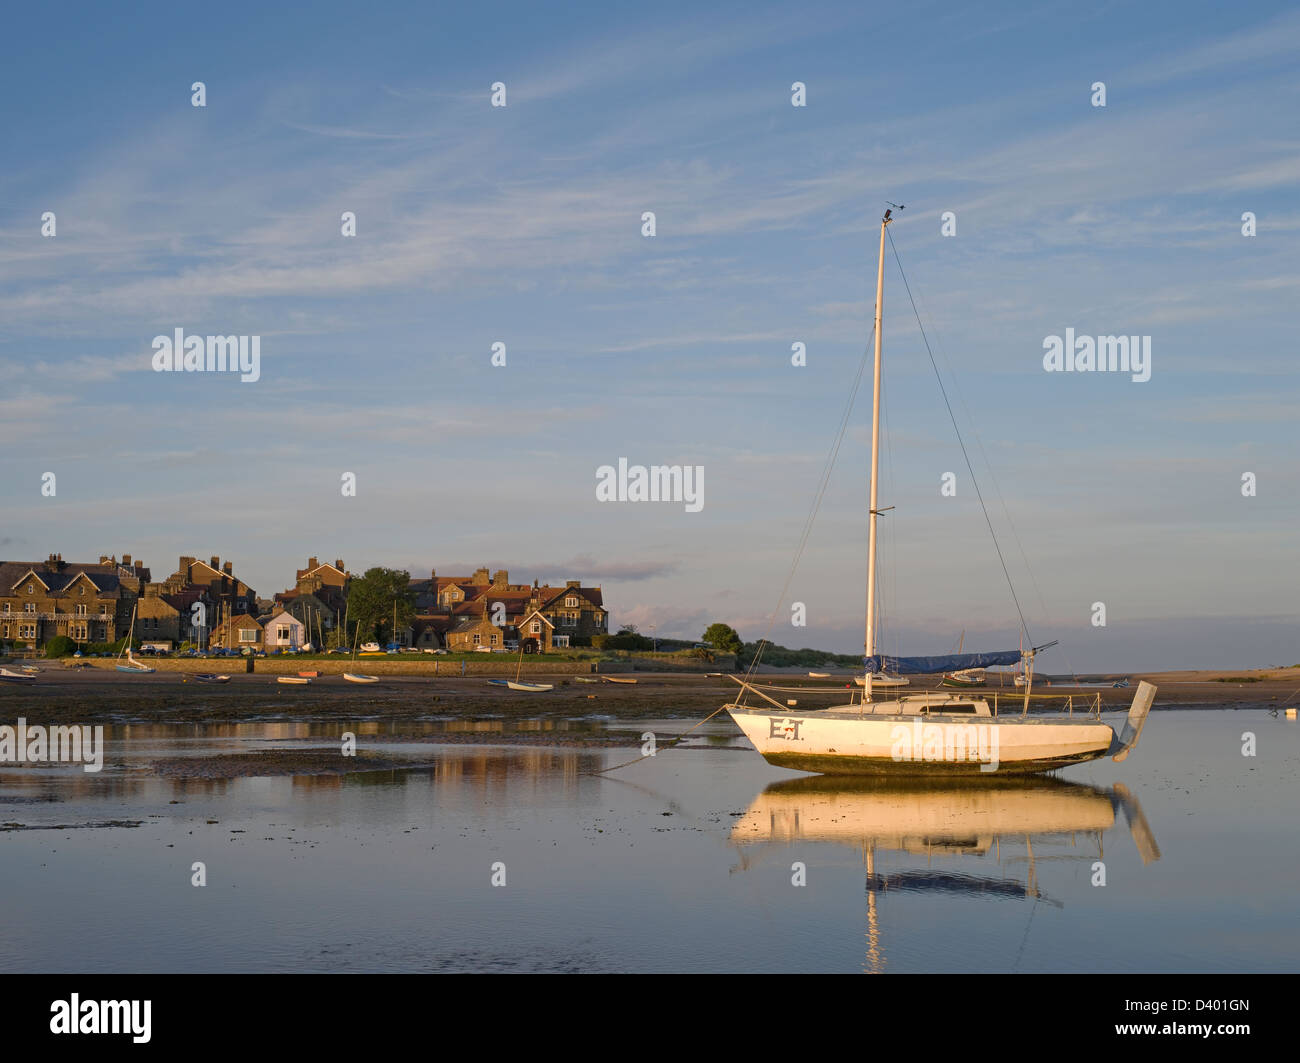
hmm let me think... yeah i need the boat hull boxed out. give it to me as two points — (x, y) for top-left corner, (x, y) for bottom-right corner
(727, 706), (1114, 776)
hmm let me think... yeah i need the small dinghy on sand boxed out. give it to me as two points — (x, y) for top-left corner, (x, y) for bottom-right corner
(343, 673), (379, 684)
(277, 676), (311, 685)
(193, 673), (231, 684)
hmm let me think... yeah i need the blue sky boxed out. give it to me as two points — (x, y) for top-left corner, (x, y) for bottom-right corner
(2, 1), (1297, 670)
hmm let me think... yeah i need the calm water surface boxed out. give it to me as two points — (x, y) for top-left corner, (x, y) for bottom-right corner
(1, 709), (1296, 972)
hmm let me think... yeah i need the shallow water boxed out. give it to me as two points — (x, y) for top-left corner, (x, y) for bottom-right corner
(1, 709), (1296, 972)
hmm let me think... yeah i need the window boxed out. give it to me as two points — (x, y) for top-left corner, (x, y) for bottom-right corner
(473, 633), (481, 645)
(25, 602), (35, 614)
(239, 628), (257, 643)
(531, 621), (541, 634)
(565, 596), (578, 607)
(79, 587), (85, 596)
(1, 603), (8, 615)
(490, 634), (499, 645)
(2, 624), (7, 638)
(27, 584), (34, 594)
(76, 604), (87, 616)
(277, 625), (290, 641)
(19, 624), (35, 638)
(72, 623), (87, 640)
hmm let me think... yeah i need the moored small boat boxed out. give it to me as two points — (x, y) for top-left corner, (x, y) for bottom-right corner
(507, 681), (553, 692)
(277, 676), (311, 685)
(941, 668), (986, 688)
(603, 676), (638, 684)
(116, 660), (155, 674)
(808, 671), (830, 678)
(343, 673), (379, 684)
(297, 670), (320, 678)
(0, 667), (37, 682)
(574, 676), (600, 684)
(855, 673), (909, 688)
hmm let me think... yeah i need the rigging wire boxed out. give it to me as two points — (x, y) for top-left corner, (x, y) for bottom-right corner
(886, 227), (1034, 648)
(739, 322), (878, 690)
(593, 321), (879, 773)
(899, 264), (1074, 678)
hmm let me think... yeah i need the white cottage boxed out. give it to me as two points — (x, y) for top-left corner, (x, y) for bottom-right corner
(261, 609), (306, 650)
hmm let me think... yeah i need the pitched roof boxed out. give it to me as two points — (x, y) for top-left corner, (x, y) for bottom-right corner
(0, 561), (134, 596)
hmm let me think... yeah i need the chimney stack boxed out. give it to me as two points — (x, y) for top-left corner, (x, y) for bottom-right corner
(335, 559), (343, 571)
(308, 557), (319, 570)
(210, 556), (220, 569)
(223, 561), (233, 576)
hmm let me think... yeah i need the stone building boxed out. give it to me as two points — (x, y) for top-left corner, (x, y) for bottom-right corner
(0, 553), (149, 651)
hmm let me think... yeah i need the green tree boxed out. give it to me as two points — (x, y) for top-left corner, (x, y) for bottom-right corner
(44, 635), (77, 658)
(702, 623), (743, 655)
(346, 568), (416, 644)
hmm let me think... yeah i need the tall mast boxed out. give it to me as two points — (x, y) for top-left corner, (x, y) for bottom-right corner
(864, 207), (894, 703)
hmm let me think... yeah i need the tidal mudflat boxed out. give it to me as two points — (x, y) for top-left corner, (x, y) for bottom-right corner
(1, 693), (1296, 973)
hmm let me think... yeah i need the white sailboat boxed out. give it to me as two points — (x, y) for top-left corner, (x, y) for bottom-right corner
(725, 207), (1156, 775)
(115, 602), (155, 673)
(855, 673), (909, 688)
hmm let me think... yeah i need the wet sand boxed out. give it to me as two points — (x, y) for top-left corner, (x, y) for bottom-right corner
(1, 665), (1295, 729)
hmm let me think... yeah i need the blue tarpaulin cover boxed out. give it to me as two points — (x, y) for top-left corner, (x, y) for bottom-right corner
(862, 651), (1023, 675)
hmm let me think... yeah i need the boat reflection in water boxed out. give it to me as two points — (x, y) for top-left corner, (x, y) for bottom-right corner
(729, 776), (1160, 972)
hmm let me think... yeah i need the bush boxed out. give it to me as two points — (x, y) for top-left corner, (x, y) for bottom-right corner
(44, 635), (78, 658)
(604, 632), (653, 651)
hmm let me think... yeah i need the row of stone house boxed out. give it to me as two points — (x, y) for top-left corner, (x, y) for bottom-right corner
(1, 553), (608, 654)
(406, 568), (607, 653)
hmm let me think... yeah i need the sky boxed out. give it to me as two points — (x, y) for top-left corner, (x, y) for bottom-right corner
(1, 0), (1297, 671)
